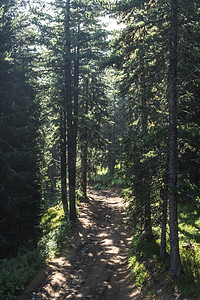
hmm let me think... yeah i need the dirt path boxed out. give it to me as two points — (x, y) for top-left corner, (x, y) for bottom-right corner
(19, 188), (140, 300)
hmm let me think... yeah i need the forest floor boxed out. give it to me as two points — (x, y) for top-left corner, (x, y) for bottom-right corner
(18, 188), (190, 300)
(18, 188), (140, 300)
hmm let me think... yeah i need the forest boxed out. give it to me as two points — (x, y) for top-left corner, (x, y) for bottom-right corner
(0, 0), (200, 299)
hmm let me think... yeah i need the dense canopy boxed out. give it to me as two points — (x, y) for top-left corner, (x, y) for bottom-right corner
(0, 0), (200, 298)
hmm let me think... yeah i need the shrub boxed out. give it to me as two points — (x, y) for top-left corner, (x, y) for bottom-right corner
(0, 203), (71, 300)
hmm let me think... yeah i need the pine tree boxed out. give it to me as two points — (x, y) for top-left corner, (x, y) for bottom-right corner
(167, 0), (181, 277)
(47, 0), (108, 219)
(0, 0), (43, 257)
(111, 0), (169, 240)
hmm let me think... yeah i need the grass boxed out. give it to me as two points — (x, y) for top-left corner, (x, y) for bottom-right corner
(128, 235), (161, 288)
(0, 199), (71, 300)
(128, 200), (200, 298)
(178, 202), (200, 296)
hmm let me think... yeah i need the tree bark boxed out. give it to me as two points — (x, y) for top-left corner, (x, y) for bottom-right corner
(108, 123), (116, 176)
(168, 0), (181, 277)
(140, 56), (153, 240)
(60, 111), (68, 216)
(81, 141), (88, 200)
(65, 0), (77, 221)
(160, 172), (168, 259)
(80, 78), (89, 200)
(73, 42), (79, 149)
(144, 192), (153, 240)
(109, 154), (115, 176)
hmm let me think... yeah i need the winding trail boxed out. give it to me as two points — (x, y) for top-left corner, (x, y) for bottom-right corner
(19, 188), (140, 300)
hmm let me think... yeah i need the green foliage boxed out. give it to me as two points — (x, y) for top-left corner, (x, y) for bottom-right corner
(0, 249), (43, 300)
(128, 201), (200, 297)
(1, 0), (200, 297)
(37, 205), (71, 260)
(178, 246), (200, 296)
(91, 167), (124, 189)
(112, 0), (200, 286)
(176, 203), (200, 296)
(179, 203), (200, 244)
(0, 0), (44, 258)
(128, 256), (148, 286)
(0, 202), (71, 300)
(128, 235), (160, 287)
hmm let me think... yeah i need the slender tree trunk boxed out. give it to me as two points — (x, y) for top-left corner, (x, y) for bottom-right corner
(109, 154), (115, 176)
(81, 141), (88, 199)
(160, 173), (168, 259)
(65, 0), (77, 221)
(60, 111), (68, 216)
(109, 124), (115, 176)
(141, 95), (151, 239)
(140, 58), (153, 240)
(80, 78), (89, 200)
(69, 42), (79, 205)
(144, 194), (153, 240)
(168, 0), (181, 277)
(73, 42), (79, 149)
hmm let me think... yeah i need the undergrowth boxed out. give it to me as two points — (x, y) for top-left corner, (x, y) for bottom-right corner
(91, 166), (124, 189)
(128, 235), (160, 287)
(0, 200), (71, 300)
(128, 201), (200, 298)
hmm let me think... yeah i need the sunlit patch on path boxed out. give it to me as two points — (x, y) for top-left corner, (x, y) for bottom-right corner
(19, 188), (140, 300)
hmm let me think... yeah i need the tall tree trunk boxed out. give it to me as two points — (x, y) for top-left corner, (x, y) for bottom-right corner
(144, 193), (153, 240)
(140, 56), (153, 240)
(80, 78), (89, 200)
(81, 141), (88, 200)
(70, 42), (79, 206)
(168, 0), (181, 277)
(109, 154), (115, 176)
(65, 0), (77, 221)
(60, 111), (68, 216)
(73, 42), (79, 150)
(141, 96), (153, 240)
(109, 124), (115, 176)
(160, 172), (168, 259)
